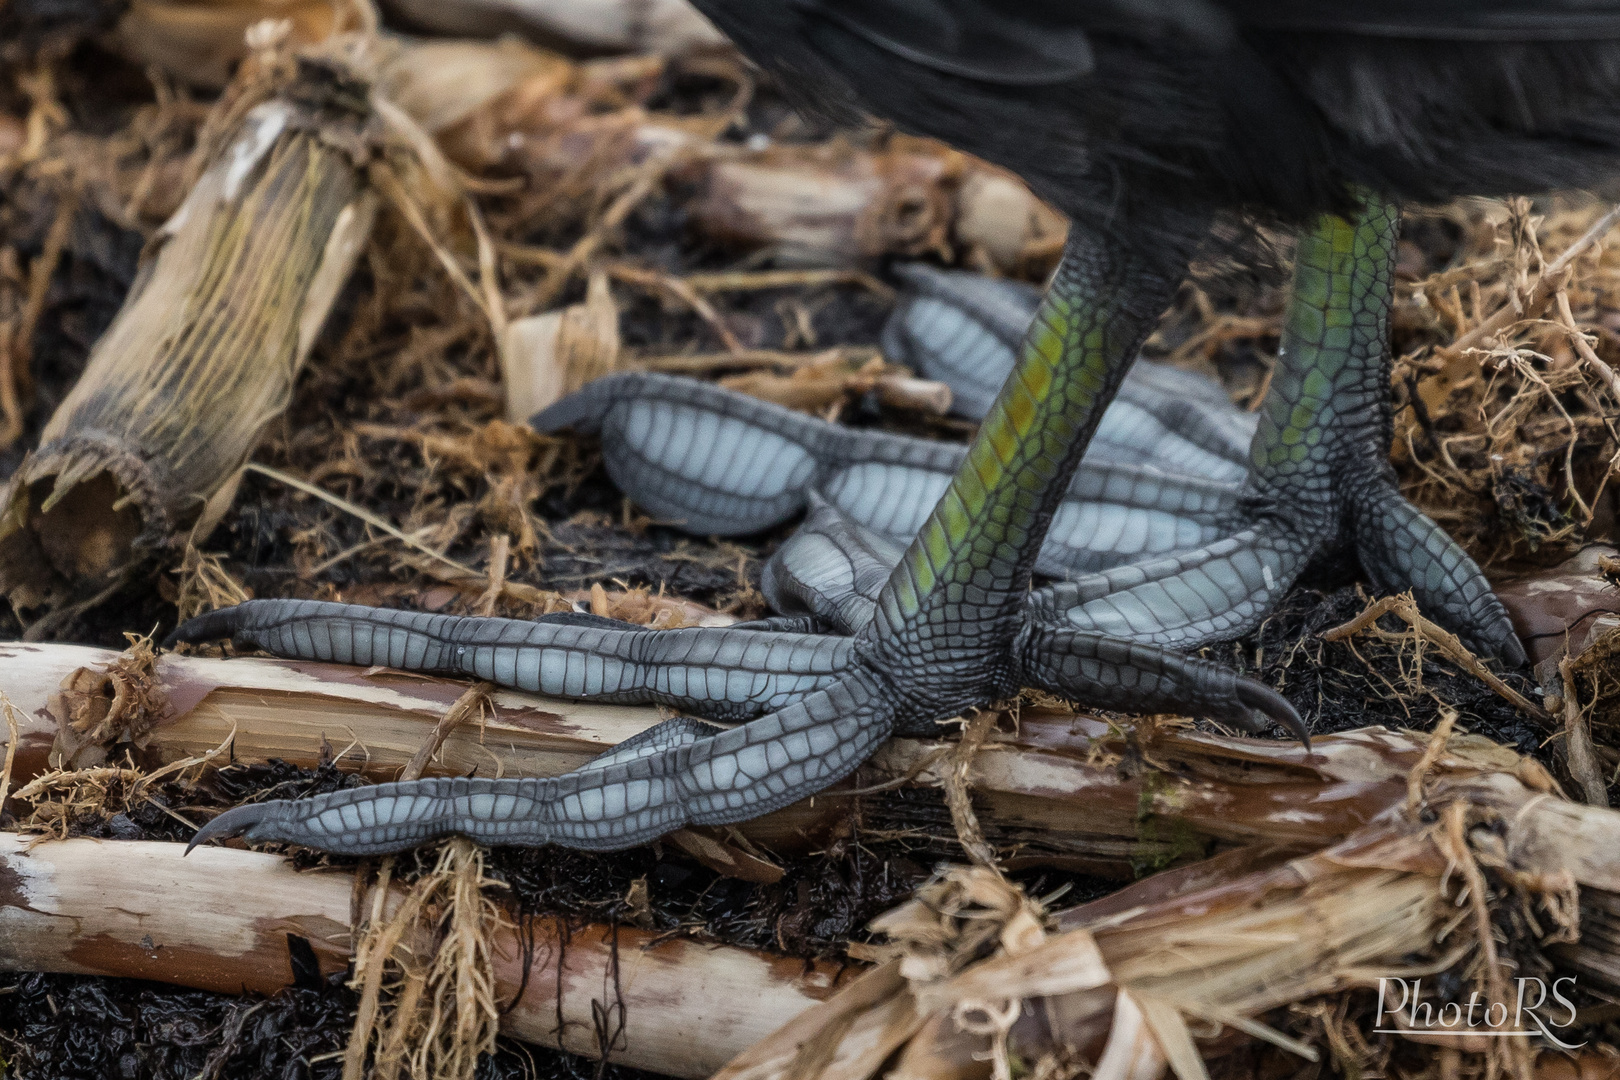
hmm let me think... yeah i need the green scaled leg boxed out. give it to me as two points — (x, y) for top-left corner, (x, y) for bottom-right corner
(1035, 195), (1525, 666)
(859, 229), (1294, 732)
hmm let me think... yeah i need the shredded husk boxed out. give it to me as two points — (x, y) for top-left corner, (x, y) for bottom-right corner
(0, 40), (379, 634)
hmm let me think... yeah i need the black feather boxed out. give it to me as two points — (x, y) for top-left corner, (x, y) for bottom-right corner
(793, 0), (1096, 85)
(691, 0), (1620, 275)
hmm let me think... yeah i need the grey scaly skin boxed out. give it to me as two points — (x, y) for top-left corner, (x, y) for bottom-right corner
(763, 201), (1527, 665)
(530, 369), (1240, 576)
(167, 603), (851, 723)
(177, 0), (1620, 853)
(173, 201), (1525, 857)
(883, 263), (1256, 482)
(1036, 199), (1525, 664)
(179, 226), (1303, 855)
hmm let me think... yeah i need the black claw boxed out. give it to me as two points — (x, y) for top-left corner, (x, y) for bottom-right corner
(1235, 679), (1310, 750)
(1496, 631), (1529, 670)
(185, 802), (273, 854)
(164, 607), (244, 650)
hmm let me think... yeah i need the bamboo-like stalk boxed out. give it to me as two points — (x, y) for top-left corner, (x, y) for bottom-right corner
(0, 833), (845, 1079)
(8, 644), (1620, 1078)
(0, 642), (1565, 866)
(0, 61), (378, 634)
(0, 641), (839, 847)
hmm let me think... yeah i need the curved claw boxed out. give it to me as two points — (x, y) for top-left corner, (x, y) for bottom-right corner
(1016, 622), (1307, 745)
(169, 599), (851, 723)
(190, 674), (896, 855)
(188, 801), (278, 853)
(1235, 680), (1310, 748)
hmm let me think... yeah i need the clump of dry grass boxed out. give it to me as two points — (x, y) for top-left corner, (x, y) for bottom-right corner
(1391, 199), (1620, 565)
(345, 839), (509, 1080)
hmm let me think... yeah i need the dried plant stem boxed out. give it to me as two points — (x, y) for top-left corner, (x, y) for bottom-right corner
(1406, 707), (1458, 812)
(371, 164), (498, 333)
(1559, 653), (1610, 807)
(0, 835), (840, 1078)
(244, 463), (483, 580)
(0, 183), (77, 447)
(0, 643), (1574, 871)
(607, 263), (744, 352)
(1555, 289), (1620, 403)
(639, 346), (885, 374)
(1324, 593), (1549, 722)
(0, 693), (19, 816)
(943, 711), (1000, 870)
(476, 535), (511, 617)
(1438, 203), (1620, 362)
(533, 145), (687, 311)
(0, 77), (377, 627)
(345, 858), (410, 1080)
(402, 681), (494, 783)
(1440, 802), (1533, 1080)
(676, 267), (895, 300)
(346, 683), (507, 1080)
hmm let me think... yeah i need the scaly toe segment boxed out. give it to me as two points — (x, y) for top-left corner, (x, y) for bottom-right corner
(1355, 491), (1527, 665)
(169, 599), (852, 723)
(1234, 194), (1527, 666)
(1017, 622), (1307, 744)
(1031, 522), (1315, 650)
(760, 494), (901, 636)
(532, 368), (1245, 576)
(884, 263), (1257, 480)
(189, 675), (897, 855)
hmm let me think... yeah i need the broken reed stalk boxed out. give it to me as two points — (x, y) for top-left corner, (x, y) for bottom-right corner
(1560, 652), (1612, 807)
(724, 765), (1620, 1080)
(0, 834), (845, 1079)
(0, 642), (1568, 876)
(0, 56), (379, 636)
(8, 646), (1620, 1077)
(0, 694), (17, 817)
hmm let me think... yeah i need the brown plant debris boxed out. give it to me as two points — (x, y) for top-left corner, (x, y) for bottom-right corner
(45, 631), (168, 770)
(345, 838), (507, 1080)
(0, 41), (381, 636)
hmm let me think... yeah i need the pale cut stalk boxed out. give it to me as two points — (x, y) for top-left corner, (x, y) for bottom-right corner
(0, 641), (1569, 868)
(0, 67), (379, 636)
(0, 833), (843, 1079)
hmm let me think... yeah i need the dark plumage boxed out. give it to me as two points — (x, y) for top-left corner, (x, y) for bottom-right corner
(690, 0), (1620, 270)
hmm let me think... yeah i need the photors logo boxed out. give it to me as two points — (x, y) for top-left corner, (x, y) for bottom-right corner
(1374, 978), (1584, 1050)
